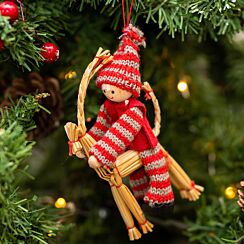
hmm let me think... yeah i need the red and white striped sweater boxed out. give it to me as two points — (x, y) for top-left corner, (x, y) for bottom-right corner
(88, 98), (174, 207)
(89, 102), (143, 169)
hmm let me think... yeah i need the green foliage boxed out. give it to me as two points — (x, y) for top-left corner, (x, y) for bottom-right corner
(186, 197), (243, 243)
(0, 94), (49, 132)
(71, 0), (244, 41)
(1, 0), (244, 70)
(0, 124), (34, 185)
(0, 96), (66, 243)
(0, 194), (60, 244)
(0, 1), (68, 70)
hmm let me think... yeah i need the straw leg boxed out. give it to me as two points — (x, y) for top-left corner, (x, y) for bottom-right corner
(162, 146), (204, 201)
(169, 159), (203, 201)
(110, 184), (142, 241)
(117, 183), (154, 234)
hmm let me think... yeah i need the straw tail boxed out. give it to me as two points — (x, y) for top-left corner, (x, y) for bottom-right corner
(122, 23), (146, 48)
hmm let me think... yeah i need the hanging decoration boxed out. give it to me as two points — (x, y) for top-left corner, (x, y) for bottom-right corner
(0, 1), (19, 22)
(64, 0), (204, 240)
(40, 42), (59, 63)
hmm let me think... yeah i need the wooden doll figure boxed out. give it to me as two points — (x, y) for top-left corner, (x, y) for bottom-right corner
(87, 24), (174, 208)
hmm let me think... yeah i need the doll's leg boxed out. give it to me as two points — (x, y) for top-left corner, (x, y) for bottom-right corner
(140, 144), (174, 207)
(129, 168), (149, 202)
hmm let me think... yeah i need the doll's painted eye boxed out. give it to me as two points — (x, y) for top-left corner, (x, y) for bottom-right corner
(111, 90), (115, 94)
(103, 90), (106, 93)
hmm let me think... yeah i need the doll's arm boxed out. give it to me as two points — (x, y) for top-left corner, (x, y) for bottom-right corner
(87, 104), (112, 141)
(89, 107), (144, 169)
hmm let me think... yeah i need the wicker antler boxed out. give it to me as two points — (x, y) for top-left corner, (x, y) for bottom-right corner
(64, 47), (204, 240)
(77, 48), (112, 134)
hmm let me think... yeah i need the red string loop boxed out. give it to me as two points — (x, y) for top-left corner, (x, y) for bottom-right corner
(139, 220), (147, 227)
(67, 135), (84, 156)
(191, 180), (196, 189)
(127, 0), (134, 25)
(67, 141), (75, 156)
(116, 183), (123, 188)
(122, 0), (126, 27)
(121, 0), (135, 27)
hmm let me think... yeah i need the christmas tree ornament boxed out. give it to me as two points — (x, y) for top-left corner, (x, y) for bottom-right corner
(64, 45), (204, 240)
(6, 0), (25, 21)
(40, 42), (59, 63)
(237, 181), (244, 211)
(0, 72), (63, 139)
(0, 39), (4, 50)
(0, 1), (19, 22)
(64, 1), (203, 240)
(55, 197), (67, 209)
(89, 24), (175, 207)
(224, 185), (237, 199)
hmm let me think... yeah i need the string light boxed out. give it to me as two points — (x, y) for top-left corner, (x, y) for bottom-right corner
(224, 186), (237, 199)
(55, 197), (67, 208)
(177, 79), (190, 98)
(177, 81), (188, 92)
(65, 71), (77, 80)
(48, 230), (55, 237)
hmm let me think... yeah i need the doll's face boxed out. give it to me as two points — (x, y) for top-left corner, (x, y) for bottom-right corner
(102, 84), (132, 103)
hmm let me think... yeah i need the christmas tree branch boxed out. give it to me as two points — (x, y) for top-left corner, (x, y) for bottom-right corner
(72, 0), (244, 41)
(0, 94), (48, 131)
(186, 198), (243, 243)
(0, 95), (66, 243)
(1, 0), (243, 70)
(0, 1), (68, 70)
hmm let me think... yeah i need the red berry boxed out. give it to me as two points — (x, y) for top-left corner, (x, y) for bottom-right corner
(0, 1), (19, 22)
(40, 42), (59, 63)
(0, 39), (4, 50)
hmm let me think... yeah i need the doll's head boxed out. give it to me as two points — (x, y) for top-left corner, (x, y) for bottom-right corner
(96, 24), (145, 99)
(101, 84), (132, 102)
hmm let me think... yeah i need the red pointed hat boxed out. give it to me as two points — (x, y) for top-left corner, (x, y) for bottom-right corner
(96, 24), (146, 98)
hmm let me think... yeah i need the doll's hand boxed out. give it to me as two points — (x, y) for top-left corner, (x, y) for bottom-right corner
(76, 150), (86, 159)
(88, 156), (101, 169)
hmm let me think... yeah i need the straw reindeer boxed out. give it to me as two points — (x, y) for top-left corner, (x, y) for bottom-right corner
(64, 48), (204, 241)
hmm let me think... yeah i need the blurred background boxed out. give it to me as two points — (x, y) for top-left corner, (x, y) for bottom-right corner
(0, 1), (244, 243)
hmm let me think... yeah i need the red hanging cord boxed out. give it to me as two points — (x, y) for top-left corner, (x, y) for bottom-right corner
(127, 0), (134, 25)
(122, 0), (126, 27)
(121, 0), (135, 27)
